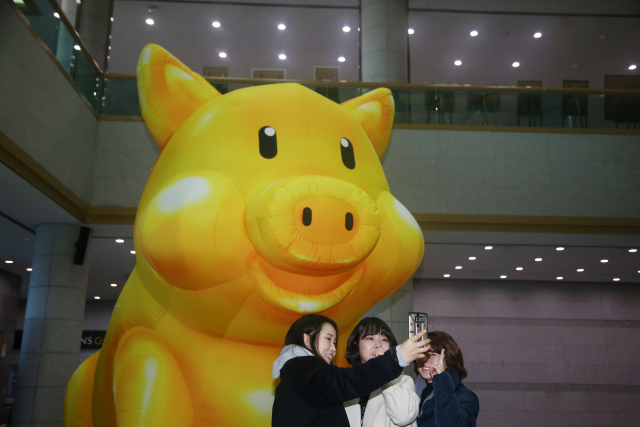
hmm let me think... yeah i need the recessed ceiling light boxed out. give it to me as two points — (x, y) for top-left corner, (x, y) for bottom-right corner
(26, 268), (32, 271)
(516, 267), (523, 271)
(146, 18), (154, 25)
(212, 21), (220, 28)
(111, 283), (118, 287)
(111, 17), (114, 22)
(53, 12), (60, 18)
(630, 65), (637, 70)
(556, 277), (563, 280)
(74, 45), (81, 51)
(130, 250), (136, 254)
(556, 247), (564, 251)
(470, 30), (478, 37)
(629, 249), (638, 252)
(601, 259), (608, 263)
(500, 275), (507, 279)
(577, 269), (584, 272)
(512, 62), (520, 67)
(443, 274), (450, 277)
(455, 266), (462, 270)
(570, 64), (578, 69)
(4, 261), (13, 264)
(454, 60), (462, 66)
(115, 239), (124, 243)
(219, 52), (227, 58)
(408, 28), (414, 35)
(468, 257), (476, 260)
(533, 32), (542, 38)
(535, 258), (542, 261)
(338, 56), (346, 62)
(613, 278), (620, 281)
(279, 54), (286, 60)
(597, 34), (606, 40)
(94, 296), (101, 299)
(278, 24), (286, 30)
(485, 246), (493, 250)
(343, 26), (351, 32)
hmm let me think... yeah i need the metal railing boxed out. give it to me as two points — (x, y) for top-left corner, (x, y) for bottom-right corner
(11, 0), (640, 130)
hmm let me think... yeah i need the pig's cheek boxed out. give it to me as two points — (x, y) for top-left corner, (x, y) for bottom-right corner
(136, 173), (251, 290)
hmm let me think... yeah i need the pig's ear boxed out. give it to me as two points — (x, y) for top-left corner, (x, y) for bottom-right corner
(341, 88), (395, 158)
(137, 44), (222, 148)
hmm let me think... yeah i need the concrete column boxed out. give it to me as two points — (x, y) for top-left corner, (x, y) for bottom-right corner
(76, 0), (113, 71)
(361, 0), (408, 83)
(363, 278), (414, 374)
(13, 224), (92, 427)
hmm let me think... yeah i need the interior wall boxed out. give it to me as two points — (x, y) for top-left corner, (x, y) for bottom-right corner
(0, 269), (21, 404)
(413, 278), (640, 427)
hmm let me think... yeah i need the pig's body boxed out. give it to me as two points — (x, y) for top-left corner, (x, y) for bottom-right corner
(64, 44), (424, 427)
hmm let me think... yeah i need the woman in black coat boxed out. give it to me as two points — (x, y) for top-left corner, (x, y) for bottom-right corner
(272, 314), (428, 427)
(414, 332), (479, 427)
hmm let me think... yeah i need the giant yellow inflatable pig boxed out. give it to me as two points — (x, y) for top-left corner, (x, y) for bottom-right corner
(64, 44), (424, 427)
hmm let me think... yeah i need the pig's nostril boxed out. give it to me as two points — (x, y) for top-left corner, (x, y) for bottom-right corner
(302, 207), (312, 226)
(345, 212), (354, 231)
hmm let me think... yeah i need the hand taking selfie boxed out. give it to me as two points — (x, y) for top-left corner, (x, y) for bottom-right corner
(429, 349), (446, 377)
(400, 330), (429, 363)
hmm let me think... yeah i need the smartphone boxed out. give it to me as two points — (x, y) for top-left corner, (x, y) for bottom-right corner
(408, 312), (428, 341)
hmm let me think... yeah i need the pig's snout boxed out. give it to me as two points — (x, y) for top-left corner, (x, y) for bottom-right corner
(245, 176), (381, 273)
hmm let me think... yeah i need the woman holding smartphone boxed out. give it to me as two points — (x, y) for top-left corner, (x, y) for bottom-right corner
(413, 332), (479, 427)
(343, 317), (420, 427)
(272, 314), (428, 427)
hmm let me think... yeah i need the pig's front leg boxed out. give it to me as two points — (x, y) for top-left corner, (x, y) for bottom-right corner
(113, 327), (194, 427)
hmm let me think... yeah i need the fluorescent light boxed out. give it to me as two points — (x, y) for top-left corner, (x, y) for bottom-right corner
(601, 259), (608, 263)
(279, 54), (286, 60)
(94, 296), (101, 299)
(534, 32), (542, 38)
(408, 28), (414, 35)
(613, 278), (620, 281)
(74, 45), (81, 51)
(4, 260), (13, 264)
(278, 24), (286, 30)
(454, 60), (462, 66)
(535, 258), (542, 261)
(53, 12), (60, 18)
(130, 250), (136, 254)
(338, 56), (345, 62)
(115, 239), (124, 243)
(629, 249), (638, 252)
(111, 283), (117, 287)
(577, 269), (584, 272)
(219, 52), (227, 58)
(343, 26), (351, 32)
(26, 268), (32, 271)
(443, 274), (450, 277)
(212, 21), (220, 28)
(556, 247), (564, 251)
(516, 267), (523, 271)
(470, 31), (478, 37)
(512, 62), (520, 67)
(556, 277), (563, 280)
(630, 65), (637, 70)
(146, 18), (154, 25)
(455, 266), (462, 270)
(468, 257), (476, 260)
(485, 246), (493, 250)
(500, 275), (507, 279)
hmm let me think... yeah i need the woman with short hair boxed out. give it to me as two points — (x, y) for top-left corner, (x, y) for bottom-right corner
(414, 331), (479, 427)
(343, 317), (420, 427)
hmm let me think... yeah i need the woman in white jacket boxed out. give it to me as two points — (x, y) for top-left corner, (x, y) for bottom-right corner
(343, 318), (420, 427)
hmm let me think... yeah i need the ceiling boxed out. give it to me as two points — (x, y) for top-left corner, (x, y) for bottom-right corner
(108, 0), (640, 87)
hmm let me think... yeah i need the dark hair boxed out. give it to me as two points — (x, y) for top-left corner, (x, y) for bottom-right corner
(345, 317), (398, 366)
(417, 331), (468, 380)
(284, 314), (338, 362)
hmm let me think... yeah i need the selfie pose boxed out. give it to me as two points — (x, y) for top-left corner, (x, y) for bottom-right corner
(272, 314), (428, 427)
(414, 332), (479, 427)
(343, 318), (420, 427)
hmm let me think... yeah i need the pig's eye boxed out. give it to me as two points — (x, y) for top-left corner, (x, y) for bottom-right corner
(340, 138), (355, 169)
(259, 126), (277, 159)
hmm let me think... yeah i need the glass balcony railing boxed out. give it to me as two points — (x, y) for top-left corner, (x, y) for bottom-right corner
(12, 0), (640, 131)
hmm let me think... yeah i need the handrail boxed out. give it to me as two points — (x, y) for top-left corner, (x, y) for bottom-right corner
(103, 73), (640, 95)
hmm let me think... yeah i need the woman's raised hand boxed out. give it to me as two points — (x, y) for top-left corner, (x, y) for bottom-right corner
(400, 330), (429, 363)
(429, 349), (447, 377)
